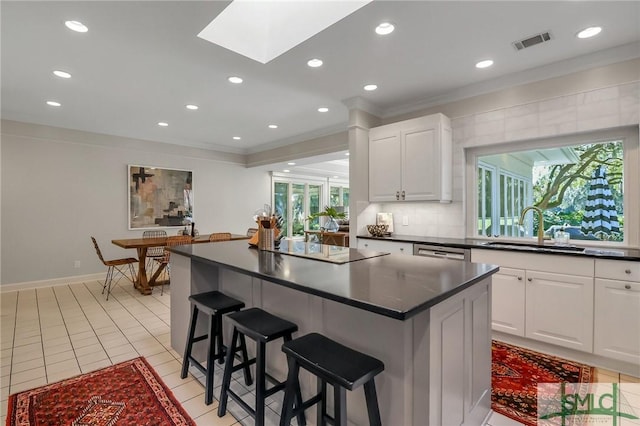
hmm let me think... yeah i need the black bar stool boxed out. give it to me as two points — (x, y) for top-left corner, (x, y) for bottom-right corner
(217, 307), (305, 426)
(279, 333), (385, 426)
(180, 290), (251, 405)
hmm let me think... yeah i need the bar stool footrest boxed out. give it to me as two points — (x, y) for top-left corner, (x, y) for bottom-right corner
(226, 389), (256, 418)
(186, 357), (208, 376)
(191, 334), (208, 344)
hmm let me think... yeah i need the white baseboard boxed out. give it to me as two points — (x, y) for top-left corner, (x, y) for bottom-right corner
(0, 273), (105, 293)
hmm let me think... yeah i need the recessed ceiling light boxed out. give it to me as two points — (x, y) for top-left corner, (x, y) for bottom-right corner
(53, 70), (71, 79)
(287, 162), (296, 166)
(283, 169), (290, 173)
(158, 122), (169, 127)
(46, 100), (61, 107)
(375, 22), (395, 35)
(577, 26), (602, 39)
(65, 20), (88, 33)
(364, 84), (378, 91)
(345, 152), (350, 156)
(307, 58), (323, 68)
(228, 76), (243, 84)
(268, 124), (278, 129)
(233, 136), (241, 140)
(475, 59), (494, 69)
(317, 107), (329, 112)
(185, 104), (199, 110)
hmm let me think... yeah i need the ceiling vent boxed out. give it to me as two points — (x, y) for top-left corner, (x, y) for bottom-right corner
(513, 31), (552, 51)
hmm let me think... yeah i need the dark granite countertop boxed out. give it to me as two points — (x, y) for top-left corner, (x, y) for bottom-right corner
(357, 234), (640, 261)
(171, 240), (498, 321)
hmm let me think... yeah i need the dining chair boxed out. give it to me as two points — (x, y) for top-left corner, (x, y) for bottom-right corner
(90, 237), (138, 300)
(209, 232), (232, 242)
(154, 235), (193, 295)
(142, 229), (167, 277)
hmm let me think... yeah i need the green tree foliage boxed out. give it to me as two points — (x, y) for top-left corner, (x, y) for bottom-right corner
(532, 141), (623, 239)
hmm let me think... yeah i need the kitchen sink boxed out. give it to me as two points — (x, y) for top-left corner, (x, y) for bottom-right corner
(480, 241), (586, 253)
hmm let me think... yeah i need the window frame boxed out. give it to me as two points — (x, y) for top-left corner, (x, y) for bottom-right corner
(464, 126), (639, 247)
(272, 173), (349, 238)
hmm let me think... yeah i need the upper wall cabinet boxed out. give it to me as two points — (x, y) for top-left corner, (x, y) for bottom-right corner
(369, 113), (452, 202)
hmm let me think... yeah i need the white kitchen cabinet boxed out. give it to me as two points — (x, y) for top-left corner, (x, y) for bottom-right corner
(594, 260), (640, 364)
(489, 267), (526, 336)
(472, 249), (594, 352)
(357, 238), (412, 255)
(525, 270), (593, 352)
(369, 113), (452, 202)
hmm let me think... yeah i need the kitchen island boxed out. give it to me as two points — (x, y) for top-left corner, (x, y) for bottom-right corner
(169, 240), (498, 426)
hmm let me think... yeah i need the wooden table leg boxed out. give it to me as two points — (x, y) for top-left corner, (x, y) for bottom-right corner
(136, 247), (152, 295)
(148, 262), (167, 286)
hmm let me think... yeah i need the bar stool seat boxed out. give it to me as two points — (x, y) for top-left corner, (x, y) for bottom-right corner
(218, 307), (305, 426)
(180, 291), (246, 405)
(280, 333), (385, 426)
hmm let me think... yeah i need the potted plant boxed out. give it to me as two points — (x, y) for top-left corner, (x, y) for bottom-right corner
(306, 206), (346, 232)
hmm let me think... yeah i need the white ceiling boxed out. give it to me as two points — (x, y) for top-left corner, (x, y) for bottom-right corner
(2, 1), (639, 171)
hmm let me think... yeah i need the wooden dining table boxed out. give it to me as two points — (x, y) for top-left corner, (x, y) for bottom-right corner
(112, 233), (249, 295)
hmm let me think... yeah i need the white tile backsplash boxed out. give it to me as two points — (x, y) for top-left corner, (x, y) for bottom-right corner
(504, 113), (538, 133)
(577, 99), (619, 121)
(374, 201), (465, 238)
(539, 106), (577, 126)
(577, 114), (622, 132)
(475, 119), (505, 137)
(538, 121), (578, 138)
(475, 109), (505, 123)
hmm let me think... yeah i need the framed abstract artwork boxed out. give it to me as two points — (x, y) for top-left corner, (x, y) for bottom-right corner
(128, 165), (193, 230)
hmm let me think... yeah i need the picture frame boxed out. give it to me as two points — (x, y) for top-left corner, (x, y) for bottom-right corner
(128, 165), (193, 230)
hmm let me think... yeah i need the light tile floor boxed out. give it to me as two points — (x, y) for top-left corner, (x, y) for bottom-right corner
(2, 279), (636, 425)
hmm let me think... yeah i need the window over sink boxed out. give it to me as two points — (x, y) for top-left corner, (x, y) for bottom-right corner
(466, 126), (639, 246)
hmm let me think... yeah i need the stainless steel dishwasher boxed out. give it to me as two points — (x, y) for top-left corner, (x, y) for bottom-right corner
(413, 244), (470, 261)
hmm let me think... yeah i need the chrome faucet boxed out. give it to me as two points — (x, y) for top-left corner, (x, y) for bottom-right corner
(519, 206), (545, 246)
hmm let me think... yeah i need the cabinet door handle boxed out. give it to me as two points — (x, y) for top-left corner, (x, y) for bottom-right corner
(625, 269), (632, 274)
(517, 276), (523, 281)
(396, 191), (400, 200)
(625, 284), (632, 290)
(401, 190), (406, 200)
(527, 277), (532, 282)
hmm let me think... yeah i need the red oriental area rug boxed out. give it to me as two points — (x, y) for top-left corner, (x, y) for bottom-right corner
(6, 357), (196, 426)
(491, 340), (595, 426)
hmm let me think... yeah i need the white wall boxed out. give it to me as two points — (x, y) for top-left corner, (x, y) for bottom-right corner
(1, 121), (271, 286)
(359, 60), (640, 240)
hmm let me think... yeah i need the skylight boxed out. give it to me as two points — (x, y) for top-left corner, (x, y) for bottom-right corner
(198, 0), (372, 64)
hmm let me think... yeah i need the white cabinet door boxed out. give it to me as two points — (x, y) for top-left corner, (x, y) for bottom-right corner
(594, 278), (640, 364)
(369, 127), (402, 202)
(357, 238), (412, 255)
(525, 270), (594, 352)
(491, 267), (526, 336)
(403, 126), (438, 201)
